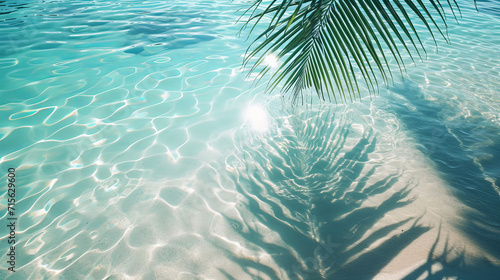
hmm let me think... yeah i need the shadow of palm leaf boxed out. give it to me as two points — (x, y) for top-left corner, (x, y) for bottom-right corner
(221, 105), (429, 279)
(388, 81), (500, 262)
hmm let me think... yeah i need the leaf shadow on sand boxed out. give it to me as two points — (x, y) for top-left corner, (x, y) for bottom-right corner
(217, 107), (430, 279)
(388, 81), (500, 279)
(402, 223), (499, 280)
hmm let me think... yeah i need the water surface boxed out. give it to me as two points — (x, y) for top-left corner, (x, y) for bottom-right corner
(0, 0), (499, 279)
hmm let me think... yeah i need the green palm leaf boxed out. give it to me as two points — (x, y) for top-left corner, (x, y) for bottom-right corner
(239, 0), (473, 103)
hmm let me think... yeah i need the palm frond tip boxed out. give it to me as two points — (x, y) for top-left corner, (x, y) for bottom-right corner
(240, 0), (471, 103)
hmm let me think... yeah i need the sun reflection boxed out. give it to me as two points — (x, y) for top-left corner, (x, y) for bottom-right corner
(264, 54), (280, 69)
(245, 104), (270, 131)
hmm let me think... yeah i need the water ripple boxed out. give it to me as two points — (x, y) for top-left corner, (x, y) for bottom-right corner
(0, 0), (499, 279)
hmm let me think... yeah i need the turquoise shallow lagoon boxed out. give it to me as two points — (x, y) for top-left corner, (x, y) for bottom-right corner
(1, 0), (499, 279)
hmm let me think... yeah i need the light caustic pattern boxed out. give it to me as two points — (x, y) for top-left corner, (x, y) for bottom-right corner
(0, 0), (500, 279)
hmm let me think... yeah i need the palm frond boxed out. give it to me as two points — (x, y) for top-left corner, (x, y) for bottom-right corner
(239, 0), (472, 103)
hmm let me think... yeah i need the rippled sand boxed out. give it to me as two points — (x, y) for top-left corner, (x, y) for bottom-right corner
(0, 0), (499, 279)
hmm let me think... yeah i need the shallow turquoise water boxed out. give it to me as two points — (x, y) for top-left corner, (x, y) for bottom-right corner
(1, 0), (499, 279)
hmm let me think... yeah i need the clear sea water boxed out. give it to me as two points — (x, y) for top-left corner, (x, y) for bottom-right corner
(0, 0), (499, 279)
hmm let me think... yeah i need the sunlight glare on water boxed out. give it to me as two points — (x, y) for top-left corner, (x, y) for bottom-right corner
(263, 53), (280, 69)
(244, 104), (270, 131)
